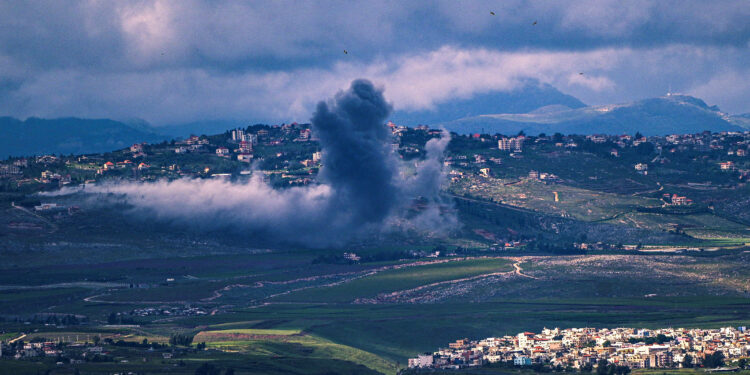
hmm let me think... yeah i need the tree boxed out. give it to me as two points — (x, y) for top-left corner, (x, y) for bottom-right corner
(581, 363), (593, 373)
(602, 340), (611, 347)
(703, 352), (724, 368)
(737, 358), (746, 369)
(683, 354), (693, 368)
(596, 359), (610, 375)
(655, 334), (670, 344)
(224, 369), (235, 375)
(170, 334), (194, 347)
(93, 336), (100, 345)
(635, 142), (655, 155)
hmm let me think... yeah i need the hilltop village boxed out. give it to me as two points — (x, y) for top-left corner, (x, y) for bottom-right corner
(408, 326), (750, 371)
(1, 123), (749, 209)
(2, 122), (750, 252)
(2, 123), (749, 192)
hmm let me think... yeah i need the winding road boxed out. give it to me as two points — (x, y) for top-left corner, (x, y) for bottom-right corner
(511, 259), (538, 279)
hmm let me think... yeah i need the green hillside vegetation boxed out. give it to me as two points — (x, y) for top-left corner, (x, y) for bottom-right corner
(275, 258), (513, 303)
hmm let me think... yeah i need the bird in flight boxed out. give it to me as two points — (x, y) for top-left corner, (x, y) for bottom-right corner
(579, 72), (584, 75)
(532, 21), (537, 25)
(490, 11), (495, 15)
(344, 50), (348, 55)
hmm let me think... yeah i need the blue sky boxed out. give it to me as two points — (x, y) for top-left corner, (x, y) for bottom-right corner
(1, 0), (748, 124)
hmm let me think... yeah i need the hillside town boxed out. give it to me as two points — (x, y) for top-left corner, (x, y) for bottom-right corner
(408, 326), (750, 371)
(2, 125), (749, 191)
(2, 124), (750, 253)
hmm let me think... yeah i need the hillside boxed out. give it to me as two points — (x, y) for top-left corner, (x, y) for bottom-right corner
(0, 117), (169, 157)
(439, 94), (744, 136)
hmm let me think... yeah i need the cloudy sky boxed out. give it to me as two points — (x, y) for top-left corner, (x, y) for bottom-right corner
(1, 0), (749, 125)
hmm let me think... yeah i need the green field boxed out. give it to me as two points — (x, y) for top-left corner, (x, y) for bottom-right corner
(0, 350), (382, 375)
(3, 250), (750, 374)
(275, 258), (514, 303)
(198, 328), (396, 374)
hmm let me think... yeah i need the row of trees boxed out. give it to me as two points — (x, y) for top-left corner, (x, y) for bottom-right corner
(169, 333), (194, 346)
(106, 312), (137, 325)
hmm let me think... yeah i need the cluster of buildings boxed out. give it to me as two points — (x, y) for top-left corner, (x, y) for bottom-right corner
(0, 163), (22, 178)
(175, 135), (211, 154)
(498, 136), (525, 152)
(660, 131), (750, 153)
(130, 306), (208, 317)
(228, 128), (256, 162)
(2, 341), (63, 359)
(527, 170), (560, 184)
(409, 326), (750, 370)
(664, 193), (693, 206)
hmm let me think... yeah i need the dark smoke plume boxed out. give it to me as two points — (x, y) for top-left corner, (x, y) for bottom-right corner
(49, 79), (455, 246)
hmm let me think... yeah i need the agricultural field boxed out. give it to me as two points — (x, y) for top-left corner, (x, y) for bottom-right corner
(2, 247), (750, 374)
(274, 258), (514, 303)
(453, 177), (659, 222)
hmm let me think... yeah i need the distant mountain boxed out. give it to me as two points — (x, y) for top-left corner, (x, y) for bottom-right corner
(0, 117), (169, 157)
(439, 94), (744, 136)
(389, 81), (586, 126)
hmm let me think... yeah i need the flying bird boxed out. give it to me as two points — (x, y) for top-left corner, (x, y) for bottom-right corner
(490, 11), (495, 15)
(344, 50), (348, 55)
(579, 72), (584, 75)
(532, 21), (537, 25)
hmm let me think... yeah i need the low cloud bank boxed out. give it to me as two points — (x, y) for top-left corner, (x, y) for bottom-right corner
(54, 79), (456, 246)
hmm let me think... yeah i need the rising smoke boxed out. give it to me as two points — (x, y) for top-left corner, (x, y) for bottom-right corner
(54, 79), (455, 246)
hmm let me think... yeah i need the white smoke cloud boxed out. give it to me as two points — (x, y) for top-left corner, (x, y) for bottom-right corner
(49, 80), (457, 246)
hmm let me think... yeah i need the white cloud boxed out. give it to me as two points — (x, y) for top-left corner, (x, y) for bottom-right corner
(2, 1), (750, 121)
(689, 70), (750, 114)
(3, 43), (750, 123)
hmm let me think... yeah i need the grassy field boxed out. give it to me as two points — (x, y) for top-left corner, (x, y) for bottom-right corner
(454, 177), (659, 222)
(0, 287), (90, 314)
(274, 258), (514, 303)
(197, 328), (397, 374)
(0, 350), (383, 375)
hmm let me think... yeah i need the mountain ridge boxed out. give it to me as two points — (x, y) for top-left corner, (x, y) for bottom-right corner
(0, 117), (169, 157)
(439, 94), (746, 136)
